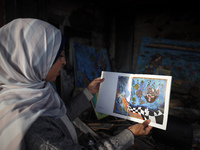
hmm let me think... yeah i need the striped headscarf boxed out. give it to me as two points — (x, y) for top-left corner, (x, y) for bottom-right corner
(0, 18), (66, 150)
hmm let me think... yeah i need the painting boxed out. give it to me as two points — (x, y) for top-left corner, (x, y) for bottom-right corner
(135, 37), (200, 91)
(73, 43), (111, 119)
(73, 43), (111, 88)
(96, 71), (172, 130)
(114, 76), (167, 125)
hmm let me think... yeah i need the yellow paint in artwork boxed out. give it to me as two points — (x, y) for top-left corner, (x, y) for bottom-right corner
(140, 100), (145, 105)
(118, 106), (122, 112)
(134, 84), (139, 90)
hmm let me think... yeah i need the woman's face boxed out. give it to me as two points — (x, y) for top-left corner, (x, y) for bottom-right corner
(45, 51), (66, 82)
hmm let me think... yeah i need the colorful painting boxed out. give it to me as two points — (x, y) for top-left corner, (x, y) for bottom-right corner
(135, 37), (200, 91)
(73, 43), (111, 119)
(114, 76), (167, 125)
(96, 71), (172, 130)
(74, 43), (111, 88)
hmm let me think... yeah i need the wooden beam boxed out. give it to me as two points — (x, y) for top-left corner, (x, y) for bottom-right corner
(146, 43), (200, 53)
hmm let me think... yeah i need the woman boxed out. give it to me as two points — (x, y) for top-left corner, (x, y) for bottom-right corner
(0, 18), (152, 150)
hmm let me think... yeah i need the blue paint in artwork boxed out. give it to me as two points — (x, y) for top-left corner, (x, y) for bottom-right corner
(135, 37), (200, 90)
(74, 43), (111, 88)
(114, 76), (167, 114)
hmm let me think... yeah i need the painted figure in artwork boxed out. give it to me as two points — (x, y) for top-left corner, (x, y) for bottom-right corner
(143, 84), (160, 103)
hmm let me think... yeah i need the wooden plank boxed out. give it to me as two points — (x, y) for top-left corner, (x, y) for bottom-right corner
(146, 43), (200, 53)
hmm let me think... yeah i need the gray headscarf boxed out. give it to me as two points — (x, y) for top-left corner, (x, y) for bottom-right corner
(0, 18), (66, 150)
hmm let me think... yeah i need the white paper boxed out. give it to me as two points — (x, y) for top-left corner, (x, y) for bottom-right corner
(96, 71), (172, 130)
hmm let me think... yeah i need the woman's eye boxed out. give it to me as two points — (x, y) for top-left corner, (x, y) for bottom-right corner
(60, 51), (65, 57)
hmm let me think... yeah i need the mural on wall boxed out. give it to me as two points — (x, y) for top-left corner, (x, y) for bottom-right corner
(73, 43), (111, 119)
(135, 37), (200, 91)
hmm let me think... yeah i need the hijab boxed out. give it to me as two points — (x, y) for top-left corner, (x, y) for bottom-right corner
(0, 18), (66, 150)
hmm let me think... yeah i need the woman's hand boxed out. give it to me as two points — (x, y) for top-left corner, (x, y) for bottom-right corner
(128, 119), (152, 136)
(87, 77), (104, 94)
